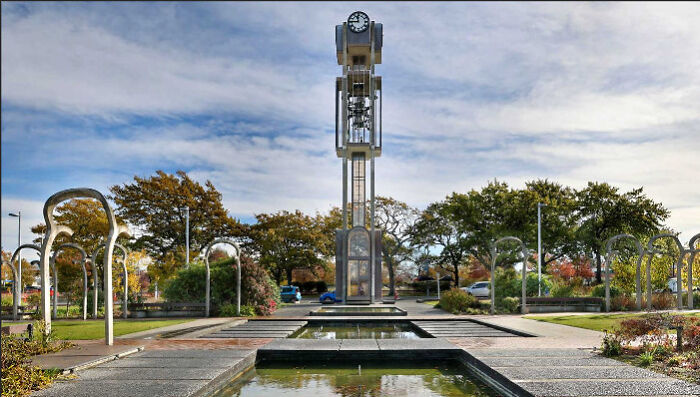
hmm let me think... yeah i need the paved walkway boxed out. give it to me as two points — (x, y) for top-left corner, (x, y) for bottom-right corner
(31, 342), (145, 373)
(33, 348), (257, 397)
(203, 320), (307, 338)
(29, 304), (700, 397)
(451, 316), (700, 396)
(465, 348), (700, 396)
(449, 315), (603, 349)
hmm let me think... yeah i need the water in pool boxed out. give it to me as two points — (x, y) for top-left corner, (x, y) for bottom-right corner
(290, 322), (424, 339)
(316, 307), (403, 313)
(212, 361), (499, 396)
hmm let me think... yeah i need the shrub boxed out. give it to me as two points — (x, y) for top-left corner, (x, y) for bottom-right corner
(683, 318), (700, 350)
(592, 284), (621, 299)
(164, 256), (278, 316)
(316, 280), (328, 293)
(550, 283), (574, 298)
(219, 303), (256, 317)
(26, 292), (41, 307)
(86, 289), (104, 316)
(652, 292), (675, 310)
(411, 280), (451, 293)
(2, 294), (13, 307)
(1, 320), (72, 397)
(494, 267), (550, 300)
(439, 288), (479, 314)
(611, 294), (635, 311)
(601, 330), (622, 357)
(498, 297), (520, 313)
(638, 349), (654, 366)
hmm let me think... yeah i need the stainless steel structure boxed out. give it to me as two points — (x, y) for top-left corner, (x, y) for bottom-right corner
(334, 12), (383, 304)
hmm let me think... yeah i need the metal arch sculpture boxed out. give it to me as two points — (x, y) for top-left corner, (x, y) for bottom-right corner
(91, 238), (130, 320)
(50, 243), (88, 320)
(39, 188), (119, 345)
(203, 238), (241, 317)
(686, 233), (699, 309)
(10, 244), (41, 320)
(2, 260), (19, 320)
(604, 234), (645, 312)
(645, 233), (684, 310)
(490, 237), (530, 315)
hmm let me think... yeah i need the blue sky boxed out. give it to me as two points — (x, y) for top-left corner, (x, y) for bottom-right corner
(2, 2), (699, 258)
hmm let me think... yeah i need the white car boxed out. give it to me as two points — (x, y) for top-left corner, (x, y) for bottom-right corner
(462, 281), (490, 298)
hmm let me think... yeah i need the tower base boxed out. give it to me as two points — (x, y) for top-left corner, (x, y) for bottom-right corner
(335, 229), (382, 304)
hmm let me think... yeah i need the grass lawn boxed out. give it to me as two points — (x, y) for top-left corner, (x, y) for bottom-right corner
(49, 318), (194, 340)
(524, 312), (699, 332)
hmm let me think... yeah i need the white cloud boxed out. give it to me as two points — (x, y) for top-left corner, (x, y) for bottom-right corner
(1, 198), (45, 257)
(1, 2), (699, 246)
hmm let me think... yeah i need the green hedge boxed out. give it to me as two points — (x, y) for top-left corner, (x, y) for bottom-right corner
(163, 256), (279, 316)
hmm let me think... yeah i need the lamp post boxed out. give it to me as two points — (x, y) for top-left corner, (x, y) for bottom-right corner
(537, 203), (546, 297)
(176, 206), (190, 267)
(9, 212), (21, 303)
(185, 206), (189, 267)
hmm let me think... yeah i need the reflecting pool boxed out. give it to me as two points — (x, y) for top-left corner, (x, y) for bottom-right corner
(290, 322), (425, 339)
(212, 361), (499, 397)
(311, 306), (407, 316)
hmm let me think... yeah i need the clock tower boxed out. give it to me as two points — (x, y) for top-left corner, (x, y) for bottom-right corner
(334, 12), (383, 304)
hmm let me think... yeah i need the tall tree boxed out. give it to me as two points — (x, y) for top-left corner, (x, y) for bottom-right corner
(375, 196), (420, 296)
(110, 170), (243, 268)
(450, 181), (527, 270)
(575, 182), (669, 283)
(248, 210), (329, 285)
(524, 179), (580, 268)
(412, 198), (471, 287)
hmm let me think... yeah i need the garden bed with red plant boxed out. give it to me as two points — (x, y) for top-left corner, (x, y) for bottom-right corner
(600, 313), (700, 384)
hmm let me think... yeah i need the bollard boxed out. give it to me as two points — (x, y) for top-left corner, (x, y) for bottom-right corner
(26, 323), (34, 342)
(672, 326), (683, 351)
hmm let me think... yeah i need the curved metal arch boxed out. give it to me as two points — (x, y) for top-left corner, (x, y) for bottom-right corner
(686, 233), (700, 309)
(2, 259), (19, 320)
(604, 234), (645, 312)
(39, 188), (118, 345)
(10, 244), (41, 320)
(91, 239), (130, 320)
(645, 233), (684, 310)
(51, 243), (88, 320)
(489, 236), (530, 315)
(203, 238), (241, 317)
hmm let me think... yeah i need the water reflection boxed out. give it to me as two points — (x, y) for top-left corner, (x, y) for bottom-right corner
(213, 361), (499, 397)
(291, 322), (422, 339)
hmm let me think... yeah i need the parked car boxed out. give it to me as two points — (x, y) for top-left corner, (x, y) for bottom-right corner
(280, 285), (302, 303)
(319, 291), (342, 304)
(462, 281), (490, 298)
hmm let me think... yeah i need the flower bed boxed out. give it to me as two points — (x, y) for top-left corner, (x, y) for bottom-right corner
(600, 313), (700, 383)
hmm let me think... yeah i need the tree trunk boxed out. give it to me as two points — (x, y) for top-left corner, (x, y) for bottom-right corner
(595, 250), (602, 284)
(285, 268), (294, 286)
(387, 258), (396, 296)
(274, 270), (282, 286)
(452, 262), (460, 289)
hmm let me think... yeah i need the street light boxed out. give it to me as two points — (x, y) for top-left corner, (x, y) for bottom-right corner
(537, 203), (546, 297)
(9, 212), (21, 303)
(176, 206), (190, 267)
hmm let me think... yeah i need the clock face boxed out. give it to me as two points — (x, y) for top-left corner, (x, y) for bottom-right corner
(348, 11), (369, 33)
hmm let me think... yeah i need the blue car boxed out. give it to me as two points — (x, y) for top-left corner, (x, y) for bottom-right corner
(280, 286), (302, 303)
(319, 291), (342, 304)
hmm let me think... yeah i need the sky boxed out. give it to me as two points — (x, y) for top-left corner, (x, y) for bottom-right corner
(2, 2), (699, 261)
